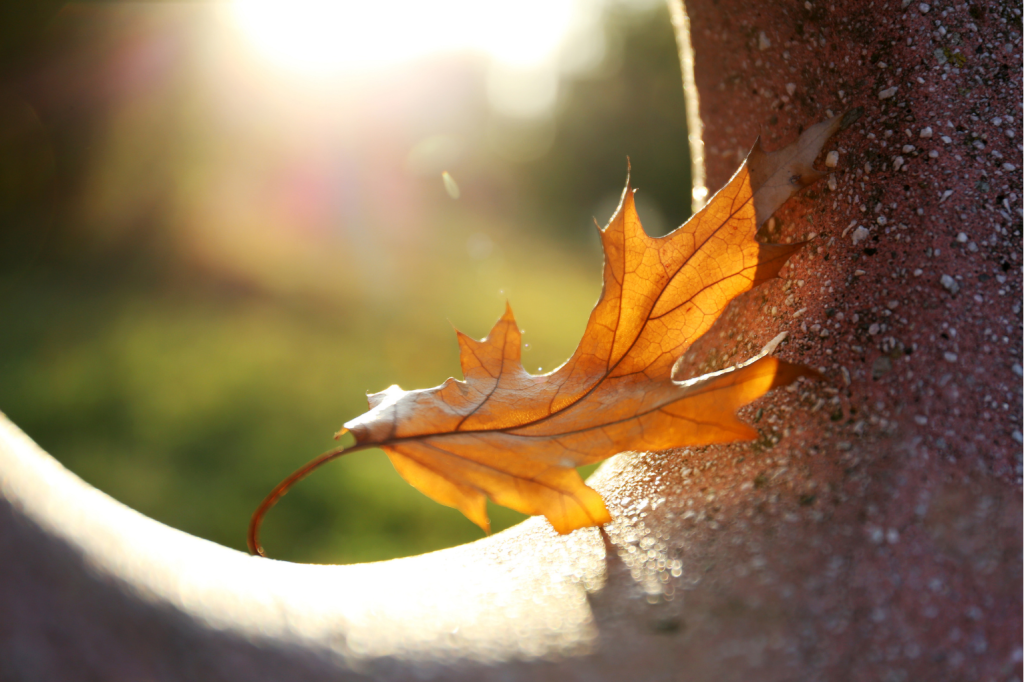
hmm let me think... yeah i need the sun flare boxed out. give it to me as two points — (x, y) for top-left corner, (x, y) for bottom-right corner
(231, 0), (576, 76)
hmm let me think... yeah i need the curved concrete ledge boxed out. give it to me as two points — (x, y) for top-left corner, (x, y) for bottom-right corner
(0, 412), (623, 679)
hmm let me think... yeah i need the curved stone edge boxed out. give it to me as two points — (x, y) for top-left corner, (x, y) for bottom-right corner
(0, 412), (612, 680)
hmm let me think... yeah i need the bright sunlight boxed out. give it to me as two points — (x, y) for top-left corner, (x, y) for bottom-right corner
(232, 0), (578, 75)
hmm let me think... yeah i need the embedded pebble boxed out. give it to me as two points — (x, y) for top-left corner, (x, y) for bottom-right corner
(851, 226), (870, 244)
(919, 127), (933, 139)
(956, 232), (968, 243)
(901, 145), (915, 153)
(893, 156), (905, 171)
(827, 174), (837, 191)
(825, 151), (839, 168)
(758, 31), (771, 51)
(943, 352), (958, 363)
(918, 2), (930, 12)
(786, 83), (796, 96)
(878, 86), (898, 100)
(940, 274), (960, 294)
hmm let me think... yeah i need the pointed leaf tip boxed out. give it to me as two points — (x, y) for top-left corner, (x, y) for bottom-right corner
(502, 300), (516, 322)
(748, 113), (846, 227)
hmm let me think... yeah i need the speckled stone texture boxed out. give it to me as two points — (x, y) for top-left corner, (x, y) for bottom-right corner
(605, 0), (1022, 678)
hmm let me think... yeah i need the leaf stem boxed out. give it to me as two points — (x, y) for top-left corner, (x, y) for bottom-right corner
(247, 441), (375, 558)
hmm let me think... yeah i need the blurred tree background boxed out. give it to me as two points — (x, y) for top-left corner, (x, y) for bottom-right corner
(0, 0), (691, 563)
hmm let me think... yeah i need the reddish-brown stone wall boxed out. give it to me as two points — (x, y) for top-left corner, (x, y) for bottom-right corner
(611, 0), (1023, 677)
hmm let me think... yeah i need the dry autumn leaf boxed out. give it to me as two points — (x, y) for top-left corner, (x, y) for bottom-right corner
(248, 111), (860, 557)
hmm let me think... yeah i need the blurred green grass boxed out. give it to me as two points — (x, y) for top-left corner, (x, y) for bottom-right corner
(0, 224), (609, 563)
(0, 3), (689, 564)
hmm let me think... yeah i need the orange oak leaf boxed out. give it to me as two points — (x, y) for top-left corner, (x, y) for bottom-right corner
(248, 112), (859, 556)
